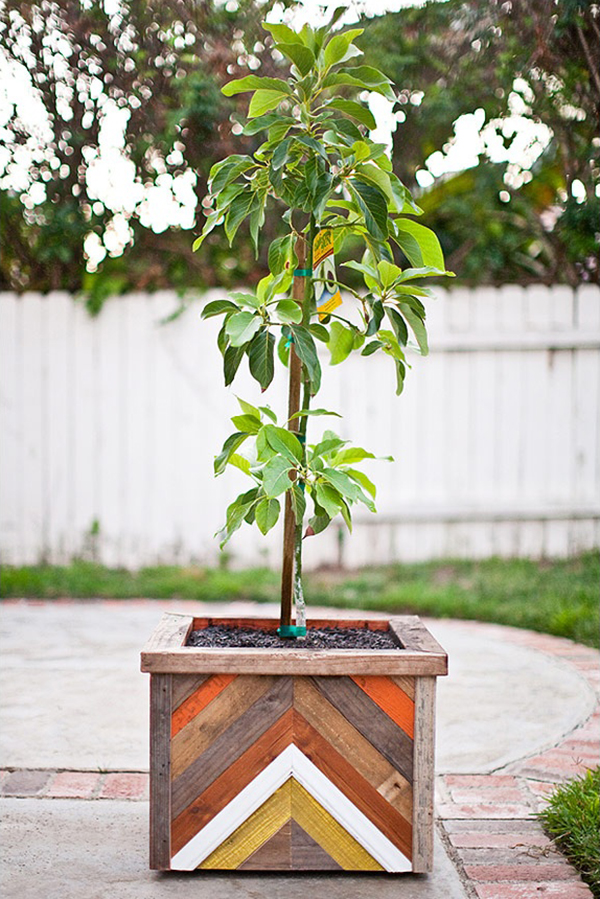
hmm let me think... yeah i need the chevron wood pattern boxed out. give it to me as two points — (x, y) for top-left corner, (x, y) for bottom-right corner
(143, 615), (447, 874)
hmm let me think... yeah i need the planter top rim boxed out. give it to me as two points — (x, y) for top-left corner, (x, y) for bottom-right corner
(140, 613), (448, 676)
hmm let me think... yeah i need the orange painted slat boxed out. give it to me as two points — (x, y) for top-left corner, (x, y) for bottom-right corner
(171, 673), (237, 737)
(350, 675), (414, 739)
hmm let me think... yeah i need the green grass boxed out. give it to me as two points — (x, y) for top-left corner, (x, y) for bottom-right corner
(1, 551), (598, 647)
(538, 767), (600, 897)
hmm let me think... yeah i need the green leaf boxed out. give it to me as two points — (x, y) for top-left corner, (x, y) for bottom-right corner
(289, 407), (341, 420)
(290, 325), (321, 394)
(236, 396), (261, 417)
(201, 299), (239, 319)
(395, 358), (406, 396)
(222, 75), (292, 96)
(224, 191), (255, 244)
(228, 453), (251, 475)
(262, 22), (303, 44)
(396, 265), (452, 282)
(210, 157), (255, 195)
(225, 311), (262, 347)
(328, 321), (355, 365)
(268, 234), (294, 275)
(310, 431), (347, 460)
(309, 323), (330, 343)
(248, 328), (275, 390)
(231, 413), (261, 434)
(262, 455), (294, 497)
(399, 303), (429, 355)
(348, 178), (388, 240)
(264, 425), (304, 463)
(377, 259), (403, 288)
(361, 339), (383, 356)
(322, 467), (376, 512)
(259, 405), (278, 423)
(386, 307), (409, 345)
(255, 497), (281, 534)
(214, 431), (250, 475)
(220, 487), (260, 546)
(393, 219), (445, 269)
(324, 29), (364, 69)
(331, 446), (376, 465)
(327, 99), (376, 130)
(277, 42), (315, 76)
(306, 513), (331, 536)
(290, 483), (306, 526)
(345, 467), (377, 499)
(315, 482), (343, 518)
(243, 113), (294, 135)
(248, 90), (288, 118)
(275, 300), (303, 324)
(223, 345), (245, 386)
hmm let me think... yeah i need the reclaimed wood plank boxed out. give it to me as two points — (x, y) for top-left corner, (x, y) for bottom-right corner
(293, 711), (413, 860)
(310, 676), (414, 783)
(171, 677), (293, 819)
(141, 647), (447, 676)
(171, 673), (236, 737)
(350, 675), (414, 738)
(191, 617), (390, 632)
(391, 674), (415, 701)
(171, 673), (210, 711)
(391, 617), (448, 670)
(293, 678), (412, 820)
(199, 781), (291, 870)
(141, 613), (193, 662)
(239, 820), (292, 870)
(149, 674), (171, 870)
(290, 819), (342, 871)
(171, 674), (275, 779)
(171, 707), (294, 855)
(412, 676), (436, 873)
(291, 779), (383, 871)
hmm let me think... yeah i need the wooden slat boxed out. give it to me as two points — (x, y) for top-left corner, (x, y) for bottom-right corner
(290, 819), (343, 870)
(149, 674), (171, 870)
(293, 711), (413, 860)
(310, 676), (414, 783)
(171, 677), (293, 819)
(199, 781), (292, 869)
(171, 673), (236, 737)
(350, 675), (414, 738)
(391, 674), (415, 701)
(390, 616), (448, 669)
(293, 678), (412, 820)
(412, 676), (436, 873)
(192, 616), (390, 632)
(238, 821), (292, 870)
(141, 613), (193, 664)
(171, 707), (294, 855)
(291, 780), (383, 871)
(171, 674), (274, 779)
(171, 673), (210, 711)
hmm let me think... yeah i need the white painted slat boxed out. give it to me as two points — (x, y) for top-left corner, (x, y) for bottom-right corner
(0, 293), (22, 562)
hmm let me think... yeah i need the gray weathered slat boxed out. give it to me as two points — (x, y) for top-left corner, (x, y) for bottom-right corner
(149, 674), (171, 870)
(412, 676), (437, 873)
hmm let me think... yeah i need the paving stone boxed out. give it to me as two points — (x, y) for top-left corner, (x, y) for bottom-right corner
(443, 819), (543, 834)
(448, 832), (553, 850)
(456, 847), (561, 865)
(98, 773), (148, 800)
(1, 770), (52, 796)
(474, 882), (593, 899)
(465, 863), (580, 881)
(438, 802), (535, 820)
(46, 771), (101, 799)
(449, 789), (525, 803)
(444, 775), (519, 788)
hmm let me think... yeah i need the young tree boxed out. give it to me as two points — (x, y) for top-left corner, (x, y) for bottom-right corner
(194, 14), (453, 635)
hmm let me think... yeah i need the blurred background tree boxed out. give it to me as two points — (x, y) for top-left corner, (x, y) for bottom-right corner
(1, 0), (598, 309)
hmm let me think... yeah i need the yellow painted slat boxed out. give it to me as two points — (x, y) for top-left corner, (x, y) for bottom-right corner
(291, 780), (383, 871)
(199, 781), (291, 869)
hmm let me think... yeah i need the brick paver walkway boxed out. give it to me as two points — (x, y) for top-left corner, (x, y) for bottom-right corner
(1, 621), (598, 897)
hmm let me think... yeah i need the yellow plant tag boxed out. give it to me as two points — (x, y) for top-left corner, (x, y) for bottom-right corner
(312, 228), (334, 268)
(317, 287), (342, 321)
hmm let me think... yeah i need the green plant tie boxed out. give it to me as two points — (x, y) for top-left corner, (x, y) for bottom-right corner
(294, 268), (312, 276)
(277, 625), (307, 638)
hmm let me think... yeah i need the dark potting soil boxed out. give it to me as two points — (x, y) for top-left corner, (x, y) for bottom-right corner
(186, 624), (401, 651)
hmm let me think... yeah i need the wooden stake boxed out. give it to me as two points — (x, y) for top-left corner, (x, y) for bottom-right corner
(280, 235), (307, 629)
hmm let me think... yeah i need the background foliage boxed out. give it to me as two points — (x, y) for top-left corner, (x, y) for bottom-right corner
(1, 0), (598, 309)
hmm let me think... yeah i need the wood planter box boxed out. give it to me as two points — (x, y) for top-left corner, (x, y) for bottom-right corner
(141, 614), (447, 874)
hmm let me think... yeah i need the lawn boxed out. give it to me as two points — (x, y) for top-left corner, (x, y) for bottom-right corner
(1, 551), (598, 648)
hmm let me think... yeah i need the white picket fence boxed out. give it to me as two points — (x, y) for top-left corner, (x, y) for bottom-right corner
(1, 284), (599, 569)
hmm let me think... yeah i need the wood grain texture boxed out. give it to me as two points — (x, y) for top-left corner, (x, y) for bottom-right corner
(238, 821), (292, 870)
(390, 617), (448, 671)
(391, 674), (415, 701)
(350, 674), (414, 738)
(290, 820), (343, 870)
(310, 675), (414, 783)
(171, 708), (294, 856)
(199, 781), (291, 869)
(171, 673), (210, 711)
(412, 676), (436, 873)
(293, 711), (412, 859)
(291, 779), (383, 871)
(171, 673), (236, 737)
(149, 674), (171, 870)
(293, 678), (413, 819)
(171, 677), (293, 819)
